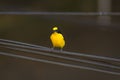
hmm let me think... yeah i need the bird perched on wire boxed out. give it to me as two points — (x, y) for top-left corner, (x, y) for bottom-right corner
(50, 26), (65, 50)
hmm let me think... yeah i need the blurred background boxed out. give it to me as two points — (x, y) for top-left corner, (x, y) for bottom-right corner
(0, 0), (120, 80)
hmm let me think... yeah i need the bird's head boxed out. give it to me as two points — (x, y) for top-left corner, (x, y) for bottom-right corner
(52, 27), (58, 31)
(52, 26), (61, 33)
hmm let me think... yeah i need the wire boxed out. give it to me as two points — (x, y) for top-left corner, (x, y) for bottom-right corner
(0, 39), (120, 62)
(0, 39), (47, 49)
(0, 39), (120, 75)
(0, 52), (120, 75)
(62, 51), (120, 62)
(0, 12), (120, 16)
(5, 46), (120, 69)
(0, 39), (48, 50)
(0, 38), (119, 69)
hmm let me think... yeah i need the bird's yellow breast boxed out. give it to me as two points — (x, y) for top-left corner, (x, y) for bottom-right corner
(50, 32), (65, 48)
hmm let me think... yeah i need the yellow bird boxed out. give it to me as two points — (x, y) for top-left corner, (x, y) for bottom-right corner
(50, 26), (65, 50)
